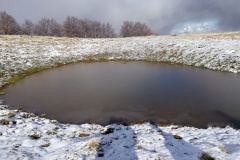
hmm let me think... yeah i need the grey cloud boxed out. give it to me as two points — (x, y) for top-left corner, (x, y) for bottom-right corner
(0, 0), (239, 34)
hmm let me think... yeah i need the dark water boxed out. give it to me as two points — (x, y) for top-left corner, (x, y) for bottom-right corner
(2, 62), (240, 128)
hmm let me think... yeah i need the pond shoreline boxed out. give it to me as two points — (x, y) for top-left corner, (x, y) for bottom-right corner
(1, 32), (240, 90)
(1, 33), (240, 159)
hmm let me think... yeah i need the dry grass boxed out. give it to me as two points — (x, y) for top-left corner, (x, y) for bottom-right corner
(0, 119), (9, 125)
(170, 32), (240, 40)
(218, 145), (228, 153)
(157, 120), (171, 127)
(7, 112), (15, 118)
(87, 138), (100, 149)
(46, 131), (57, 135)
(79, 133), (90, 137)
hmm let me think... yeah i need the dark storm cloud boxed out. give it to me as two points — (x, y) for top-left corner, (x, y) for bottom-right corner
(0, 0), (240, 34)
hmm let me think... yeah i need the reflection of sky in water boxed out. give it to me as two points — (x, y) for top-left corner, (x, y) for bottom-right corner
(2, 62), (240, 128)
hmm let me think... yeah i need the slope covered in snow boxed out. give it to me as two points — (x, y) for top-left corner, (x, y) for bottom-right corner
(1, 32), (240, 88)
(0, 33), (240, 159)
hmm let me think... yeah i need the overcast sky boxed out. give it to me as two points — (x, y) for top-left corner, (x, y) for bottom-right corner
(0, 0), (239, 34)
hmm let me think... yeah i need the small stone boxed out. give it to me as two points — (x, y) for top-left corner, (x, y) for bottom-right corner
(40, 114), (46, 118)
(21, 112), (35, 118)
(51, 120), (58, 124)
(29, 133), (42, 139)
(171, 126), (179, 130)
(46, 131), (56, 135)
(41, 142), (50, 147)
(173, 135), (182, 140)
(200, 153), (215, 160)
(98, 153), (104, 157)
(102, 128), (114, 135)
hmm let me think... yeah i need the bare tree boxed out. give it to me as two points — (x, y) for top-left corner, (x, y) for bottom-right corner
(0, 11), (135, 38)
(120, 21), (134, 38)
(49, 18), (63, 37)
(34, 18), (50, 36)
(120, 21), (155, 37)
(104, 23), (117, 38)
(78, 18), (91, 38)
(21, 20), (34, 35)
(77, 19), (117, 38)
(78, 19), (102, 38)
(34, 18), (63, 36)
(63, 16), (81, 37)
(0, 11), (20, 35)
(89, 20), (102, 38)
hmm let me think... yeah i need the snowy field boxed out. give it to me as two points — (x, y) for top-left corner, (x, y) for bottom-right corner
(0, 33), (240, 159)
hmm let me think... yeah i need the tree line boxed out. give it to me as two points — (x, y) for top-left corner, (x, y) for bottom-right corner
(0, 11), (156, 38)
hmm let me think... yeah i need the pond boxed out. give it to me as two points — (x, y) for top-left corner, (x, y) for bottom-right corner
(1, 62), (240, 128)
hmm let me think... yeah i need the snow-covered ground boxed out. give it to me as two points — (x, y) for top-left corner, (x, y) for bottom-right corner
(1, 33), (240, 159)
(1, 105), (240, 160)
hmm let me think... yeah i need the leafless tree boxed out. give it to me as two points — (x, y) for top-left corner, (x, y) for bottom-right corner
(97, 23), (117, 38)
(120, 21), (155, 37)
(104, 23), (117, 38)
(48, 18), (63, 37)
(87, 20), (102, 38)
(63, 17), (117, 38)
(34, 18), (50, 36)
(63, 16), (82, 37)
(1, 12), (155, 38)
(21, 20), (34, 35)
(34, 18), (63, 36)
(0, 11), (20, 35)
(78, 18), (91, 38)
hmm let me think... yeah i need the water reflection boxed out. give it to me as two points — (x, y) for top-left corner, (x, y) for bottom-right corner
(1, 62), (240, 128)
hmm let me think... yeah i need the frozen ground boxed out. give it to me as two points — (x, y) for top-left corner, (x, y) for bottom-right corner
(0, 32), (240, 159)
(1, 105), (240, 160)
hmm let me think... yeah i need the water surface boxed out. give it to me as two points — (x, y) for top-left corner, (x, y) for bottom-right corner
(2, 62), (240, 128)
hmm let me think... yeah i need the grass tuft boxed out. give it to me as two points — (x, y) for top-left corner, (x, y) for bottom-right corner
(87, 138), (100, 149)
(41, 142), (50, 147)
(0, 119), (9, 125)
(79, 133), (90, 137)
(29, 133), (42, 139)
(7, 112), (15, 118)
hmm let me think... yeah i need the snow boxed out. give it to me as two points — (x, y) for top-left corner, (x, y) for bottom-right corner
(0, 106), (240, 159)
(1, 33), (240, 159)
